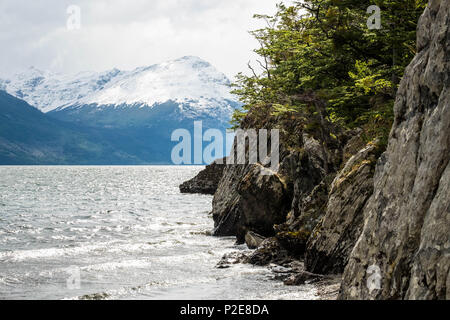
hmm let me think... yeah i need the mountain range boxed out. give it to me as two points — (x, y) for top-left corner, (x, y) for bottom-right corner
(0, 56), (239, 164)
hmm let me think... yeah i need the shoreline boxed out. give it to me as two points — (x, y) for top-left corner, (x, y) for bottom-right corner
(213, 242), (340, 300)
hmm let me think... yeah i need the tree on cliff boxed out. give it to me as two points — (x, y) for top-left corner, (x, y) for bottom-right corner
(231, 0), (426, 148)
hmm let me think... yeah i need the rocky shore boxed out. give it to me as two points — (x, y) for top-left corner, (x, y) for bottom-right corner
(180, 0), (449, 300)
(179, 158), (226, 195)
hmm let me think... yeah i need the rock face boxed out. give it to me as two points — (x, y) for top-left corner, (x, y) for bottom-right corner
(339, 0), (449, 299)
(305, 143), (378, 274)
(269, 132), (357, 261)
(179, 158), (226, 195)
(212, 163), (291, 243)
(211, 133), (334, 244)
(281, 135), (328, 220)
(274, 179), (330, 258)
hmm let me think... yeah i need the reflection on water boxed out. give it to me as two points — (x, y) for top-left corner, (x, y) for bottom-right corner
(0, 166), (317, 300)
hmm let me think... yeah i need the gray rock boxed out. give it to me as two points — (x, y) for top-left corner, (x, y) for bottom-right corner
(339, 0), (449, 300)
(211, 134), (328, 244)
(212, 163), (291, 243)
(406, 162), (450, 299)
(246, 237), (291, 266)
(284, 270), (329, 286)
(274, 179), (330, 258)
(342, 128), (365, 164)
(305, 143), (378, 274)
(179, 158), (225, 195)
(285, 136), (328, 219)
(245, 231), (266, 249)
(216, 251), (251, 268)
(209, 152), (252, 236)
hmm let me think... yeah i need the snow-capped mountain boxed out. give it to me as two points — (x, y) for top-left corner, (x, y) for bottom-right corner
(0, 67), (122, 113)
(0, 56), (238, 119)
(0, 56), (239, 164)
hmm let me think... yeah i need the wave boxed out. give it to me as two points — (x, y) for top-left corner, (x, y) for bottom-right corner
(80, 259), (153, 272)
(0, 241), (143, 262)
(0, 237), (194, 262)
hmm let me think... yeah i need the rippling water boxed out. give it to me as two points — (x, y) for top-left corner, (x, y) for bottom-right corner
(0, 166), (317, 300)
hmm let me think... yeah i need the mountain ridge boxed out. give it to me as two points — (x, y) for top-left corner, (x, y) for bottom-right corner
(0, 90), (155, 164)
(0, 56), (237, 118)
(0, 56), (239, 164)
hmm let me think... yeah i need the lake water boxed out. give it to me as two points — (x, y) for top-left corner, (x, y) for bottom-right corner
(0, 166), (317, 300)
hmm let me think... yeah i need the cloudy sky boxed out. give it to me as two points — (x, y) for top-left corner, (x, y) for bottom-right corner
(0, 0), (282, 79)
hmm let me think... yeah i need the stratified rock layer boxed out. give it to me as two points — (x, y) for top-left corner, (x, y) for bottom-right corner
(339, 0), (449, 299)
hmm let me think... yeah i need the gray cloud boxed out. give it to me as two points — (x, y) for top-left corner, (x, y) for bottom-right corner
(0, 0), (281, 79)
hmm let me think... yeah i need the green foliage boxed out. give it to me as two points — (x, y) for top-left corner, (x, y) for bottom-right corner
(349, 60), (393, 95)
(232, 0), (426, 144)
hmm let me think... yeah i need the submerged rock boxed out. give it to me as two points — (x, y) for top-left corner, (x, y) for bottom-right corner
(216, 251), (250, 268)
(339, 0), (449, 300)
(284, 270), (329, 286)
(179, 158), (225, 195)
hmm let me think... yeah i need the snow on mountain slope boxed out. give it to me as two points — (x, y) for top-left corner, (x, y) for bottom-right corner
(0, 67), (122, 113)
(0, 56), (238, 116)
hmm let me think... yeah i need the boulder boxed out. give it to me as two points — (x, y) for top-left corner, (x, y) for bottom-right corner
(179, 158), (225, 195)
(245, 231), (266, 249)
(246, 237), (291, 266)
(284, 270), (329, 286)
(212, 163), (291, 243)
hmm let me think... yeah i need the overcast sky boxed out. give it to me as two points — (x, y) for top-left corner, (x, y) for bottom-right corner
(0, 0), (283, 79)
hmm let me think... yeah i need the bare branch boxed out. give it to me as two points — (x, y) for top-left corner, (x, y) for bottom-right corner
(247, 61), (258, 79)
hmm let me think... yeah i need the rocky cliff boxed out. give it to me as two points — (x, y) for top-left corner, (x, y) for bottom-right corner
(339, 0), (449, 299)
(180, 0), (448, 299)
(210, 131), (345, 249)
(305, 142), (380, 274)
(211, 160), (292, 243)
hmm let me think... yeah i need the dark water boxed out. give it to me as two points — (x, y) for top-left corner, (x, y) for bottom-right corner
(0, 166), (317, 300)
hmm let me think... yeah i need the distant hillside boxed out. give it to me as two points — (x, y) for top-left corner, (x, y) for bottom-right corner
(0, 56), (237, 117)
(0, 90), (171, 164)
(0, 56), (239, 165)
